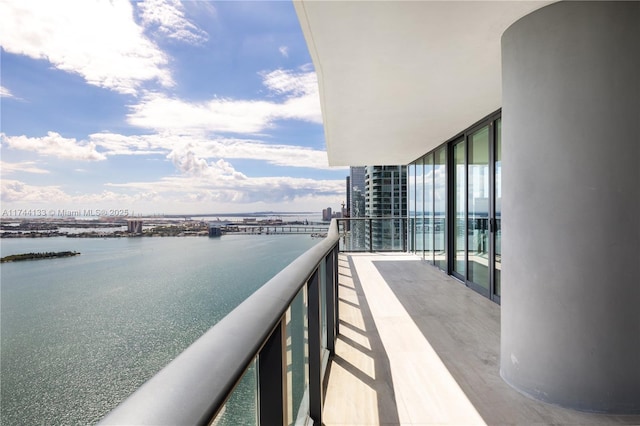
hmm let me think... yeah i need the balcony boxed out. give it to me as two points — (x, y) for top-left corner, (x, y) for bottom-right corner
(326, 252), (640, 425)
(100, 219), (640, 425)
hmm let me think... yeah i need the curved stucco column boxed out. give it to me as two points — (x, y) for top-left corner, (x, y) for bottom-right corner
(500, 1), (640, 413)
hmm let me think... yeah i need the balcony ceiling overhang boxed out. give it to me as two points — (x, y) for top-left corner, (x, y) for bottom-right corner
(294, 1), (554, 166)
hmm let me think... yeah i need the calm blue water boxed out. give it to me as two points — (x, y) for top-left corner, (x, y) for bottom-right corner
(0, 235), (319, 425)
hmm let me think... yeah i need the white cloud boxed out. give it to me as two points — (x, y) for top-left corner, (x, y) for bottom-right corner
(89, 132), (334, 169)
(128, 93), (278, 134)
(0, 0), (172, 95)
(1, 85), (15, 98)
(2, 132), (106, 161)
(127, 68), (322, 134)
(0, 161), (50, 175)
(101, 150), (342, 206)
(108, 172), (345, 206)
(1, 129), (335, 169)
(87, 132), (166, 156)
(192, 137), (331, 169)
(261, 69), (323, 123)
(166, 146), (247, 180)
(1, 172), (345, 214)
(279, 46), (289, 57)
(0, 178), (142, 205)
(136, 0), (208, 45)
(1, 179), (71, 203)
(262, 69), (313, 96)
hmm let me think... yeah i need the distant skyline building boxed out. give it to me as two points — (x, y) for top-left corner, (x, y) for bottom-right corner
(322, 207), (332, 221)
(127, 219), (143, 234)
(208, 224), (222, 237)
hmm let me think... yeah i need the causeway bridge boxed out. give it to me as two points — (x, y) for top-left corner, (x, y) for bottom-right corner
(222, 224), (329, 236)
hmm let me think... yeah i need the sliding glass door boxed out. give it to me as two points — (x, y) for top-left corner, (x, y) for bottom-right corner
(468, 126), (490, 291)
(424, 153), (434, 263)
(453, 140), (466, 278)
(494, 119), (502, 299)
(449, 116), (501, 301)
(461, 119), (501, 301)
(415, 158), (424, 257)
(408, 112), (501, 303)
(434, 146), (447, 270)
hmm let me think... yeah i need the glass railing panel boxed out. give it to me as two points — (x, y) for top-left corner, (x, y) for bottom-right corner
(286, 286), (309, 425)
(371, 218), (405, 251)
(339, 219), (367, 252)
(210, 359), (258, 426)
(339, 218), (407, 252)
(98, 222), (341, 426)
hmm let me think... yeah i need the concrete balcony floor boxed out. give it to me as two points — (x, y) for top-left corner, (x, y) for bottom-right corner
(324, 253), (640, 426)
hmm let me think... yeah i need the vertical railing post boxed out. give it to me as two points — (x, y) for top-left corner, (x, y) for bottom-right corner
(307, 269), (322, 425)
(259, 319), (286, 426)
(333, 245), (340, 337)
(325, 247), (336, 354)
(402, 218), (406, 252)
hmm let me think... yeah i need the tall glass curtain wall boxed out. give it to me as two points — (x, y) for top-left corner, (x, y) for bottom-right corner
(409, 114), (501, 302)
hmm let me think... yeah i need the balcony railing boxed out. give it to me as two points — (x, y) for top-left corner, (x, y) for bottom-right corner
(100, 220), (340, 426)
(337, 217), (407, 252)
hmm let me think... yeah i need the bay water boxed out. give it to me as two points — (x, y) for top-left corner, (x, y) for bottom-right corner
(0, 234), (319, 425)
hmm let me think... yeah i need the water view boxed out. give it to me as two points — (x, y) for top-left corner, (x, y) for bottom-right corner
(0, 234), (319, 425)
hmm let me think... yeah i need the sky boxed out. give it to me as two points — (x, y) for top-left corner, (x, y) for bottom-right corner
(0, 0), (347, 217)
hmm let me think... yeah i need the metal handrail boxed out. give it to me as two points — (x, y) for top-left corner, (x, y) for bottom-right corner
(100, 220), (340, 425)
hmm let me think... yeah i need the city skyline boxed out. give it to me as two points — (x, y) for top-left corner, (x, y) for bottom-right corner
(0, 0), (347, 216)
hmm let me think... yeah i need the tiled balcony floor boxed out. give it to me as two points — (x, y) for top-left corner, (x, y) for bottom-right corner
(323, 253), (640, 426)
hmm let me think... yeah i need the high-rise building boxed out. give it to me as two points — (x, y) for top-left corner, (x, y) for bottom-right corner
(364, 165), (407, 218)
(364, 165), (406, 249)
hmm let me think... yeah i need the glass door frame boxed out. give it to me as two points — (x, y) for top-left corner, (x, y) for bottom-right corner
(465, 123), (491, 299)
(446, 112), (501, 303)
(449, 137), (467, 284)
(488, 119), (500, 304)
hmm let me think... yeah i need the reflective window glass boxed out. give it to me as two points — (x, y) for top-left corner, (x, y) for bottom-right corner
(468, 126), (490, 290)
(424, 154), (434, 263)
(434, 146), (447, 270)
(453, 141), (466, 276)
(415, 159), (424, 256)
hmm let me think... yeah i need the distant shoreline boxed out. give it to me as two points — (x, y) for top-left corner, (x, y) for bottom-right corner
(1, 251), (80, 263)
(1, 217), (329, 239)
